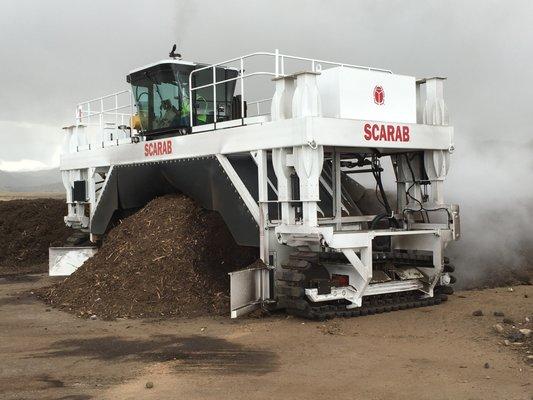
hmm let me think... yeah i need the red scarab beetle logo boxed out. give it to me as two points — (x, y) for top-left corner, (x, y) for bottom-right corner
(373, 85), (385, 105)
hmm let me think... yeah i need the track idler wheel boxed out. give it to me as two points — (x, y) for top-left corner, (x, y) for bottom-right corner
(435, 257), (456, 297)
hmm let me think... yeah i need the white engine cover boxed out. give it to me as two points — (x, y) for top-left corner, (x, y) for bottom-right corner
(317, 67), (416, 124)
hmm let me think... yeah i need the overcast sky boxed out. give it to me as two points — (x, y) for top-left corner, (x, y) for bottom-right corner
(1, 0), (531, 168)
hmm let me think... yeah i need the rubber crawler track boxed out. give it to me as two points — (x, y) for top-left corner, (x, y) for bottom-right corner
(276, 251), (449, 320)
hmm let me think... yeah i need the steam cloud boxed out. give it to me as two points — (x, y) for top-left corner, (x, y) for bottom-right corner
(447, 138), (533, 287)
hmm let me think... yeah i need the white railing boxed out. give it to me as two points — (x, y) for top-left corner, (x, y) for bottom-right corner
(76, 90), (133, 129)
(188, 49), (392, 128)
(248, 98), (272, 117)
(71, 50), (393, 151)
(71, 90), (135, 152)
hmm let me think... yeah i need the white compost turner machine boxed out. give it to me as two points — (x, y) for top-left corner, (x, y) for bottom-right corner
(59, 48), (460, 318)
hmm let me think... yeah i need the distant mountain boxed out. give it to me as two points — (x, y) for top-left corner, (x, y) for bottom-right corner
(0, 169), (63, 192)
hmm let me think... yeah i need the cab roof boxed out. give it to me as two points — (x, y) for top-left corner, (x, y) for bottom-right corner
(128, 59), (197, 75)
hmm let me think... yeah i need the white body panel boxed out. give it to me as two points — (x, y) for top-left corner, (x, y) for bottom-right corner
(49, 246), (98, 276)
(317, 67), (416, 124)
(60, 117), (453, 170)
(229, 264), (271, 318)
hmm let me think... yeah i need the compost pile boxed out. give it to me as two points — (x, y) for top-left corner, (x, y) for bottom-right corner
(0, 199), (73, 275)
(39, 194), (258, 319)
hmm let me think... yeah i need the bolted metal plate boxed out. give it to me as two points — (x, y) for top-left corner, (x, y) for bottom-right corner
(370, 270), (392, 283)
(49, 246), (98, 276)
(394, 267), (425, 281)
(229, 264), (270, 318)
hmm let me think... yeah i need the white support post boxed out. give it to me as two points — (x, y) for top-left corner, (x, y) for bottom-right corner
(416, 80), (423, 124)
(342, 247), (372, 305)
(423, 77), (449, 126)
(432, 180), (444, 204)
(423, 149), (450, 205)
(115, 94), (118, 127)
(332, 149), (342, 230)
(396, 181), (407, 213)
(289, 70), (323, 227)
(398, 154), (424, 212)
(394, 155), (407, 213)
(100, 98), (104, 144)
(293, 145), (324, 227)
(408, 183), (423, 206)
(428, 236), (444, 295)
(274, 48), (279, 77)
(188, 72), (194, 128)
(272, 148), (295, 225)
(87, 167), (97, 219)
(257, 150), (269, 264)
(62, 170), (75, 221)
(271, 76), (295, 122)
(251, 151), (278, 196)
(291, 71), (322, 118)
(212, 67), (217, 129)
(240, 58), (245, 125)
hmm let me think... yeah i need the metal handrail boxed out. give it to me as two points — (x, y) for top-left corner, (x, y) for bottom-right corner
(71, 50), (394, 150)
(248, 98), (272, 116)
(77, 90), (132, 108)
(188, 49), (392, 129)
(191, 71), (276, 91)
(278, 53), (392, 74)
(191, 51), (277, 74)
(80, 109), (131, 119)
(190, 50), (392, 75)
(76, 90), (133, 127)
(74, 90), (134, 149)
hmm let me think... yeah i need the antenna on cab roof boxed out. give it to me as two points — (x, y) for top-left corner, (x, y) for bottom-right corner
(169, 44), (182, 59)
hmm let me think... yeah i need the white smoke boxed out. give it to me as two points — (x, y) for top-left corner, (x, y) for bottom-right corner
(447, 137), (533, 287)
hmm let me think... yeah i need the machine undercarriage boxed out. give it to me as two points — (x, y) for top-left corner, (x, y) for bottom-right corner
(276, 250), (454, 319)
(57, 49), (460, 318)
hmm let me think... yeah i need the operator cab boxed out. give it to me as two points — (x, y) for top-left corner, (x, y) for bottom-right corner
(127, 60), (240, 137)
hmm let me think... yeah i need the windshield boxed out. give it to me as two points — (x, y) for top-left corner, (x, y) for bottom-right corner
(128, 64), (193, 133)
(127, 62), (239, 135)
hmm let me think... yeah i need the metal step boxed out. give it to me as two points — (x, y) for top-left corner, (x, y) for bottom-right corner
(364, 280), (424, 296)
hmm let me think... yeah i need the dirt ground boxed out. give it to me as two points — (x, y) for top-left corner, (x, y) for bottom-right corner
(0, 275), (530, 400)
